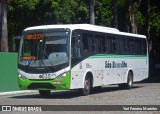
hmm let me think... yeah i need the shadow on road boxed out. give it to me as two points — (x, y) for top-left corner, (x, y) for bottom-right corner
(9, 85), (143, 99)
(91, 85), (142, 95)
(138, 77), (160, 83)
(9, 90), (80, 99)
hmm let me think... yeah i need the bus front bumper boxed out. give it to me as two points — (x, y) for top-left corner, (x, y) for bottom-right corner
(18, 72), (71, 90)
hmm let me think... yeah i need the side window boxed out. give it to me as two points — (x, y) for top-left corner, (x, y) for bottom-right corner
(142, 39), (147, 55)
(127, 38), (131, 55)
(91, 35), (95, 53)
(124, 37), (127, 54)
(134, 38), (147, 55)
(116, 36), (121, 54)
(95, 35), (106, 53)
(139, 39), (142, 55)
(105, 36), (111, 53)
(120, 37), (125, 54)
(130, 38), (135, 55)
(111, 36), (117, 54)
(71, 31), (82, 58)
(135, 39), (142, 55)
(101, 37), (106, 53)
(82, 33), (93, 55)
(106, 35), (117, 54)
(134, 39), (138, 55)
(82, 34), (89, 54)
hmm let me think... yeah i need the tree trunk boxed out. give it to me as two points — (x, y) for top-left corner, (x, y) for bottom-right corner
(0, 0), (8, 52)
(128, 0), (138, 34)
(147, 0), (151, 51)
(112, 0), (118, 29)
(90, 0), (95, 25)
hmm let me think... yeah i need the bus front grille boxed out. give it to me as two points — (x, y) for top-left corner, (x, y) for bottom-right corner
(28, 83), (55, 89)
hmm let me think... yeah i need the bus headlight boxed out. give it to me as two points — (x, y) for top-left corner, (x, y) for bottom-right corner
(21, 75), (27, 80)
(62, 72), (67, 77)
(18, 74), (22, 78)
(18, 74), (27, 80)
(57, 72), (67, 79)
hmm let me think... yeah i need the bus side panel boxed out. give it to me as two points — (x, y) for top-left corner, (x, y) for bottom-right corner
(86, 58), (103, 87)
(70, 58), (104, 89)
(70, 70), (85, 89)
(127, 57), (148, 82)
(70, 60), (86, 89)
(103, 69), (114, 85)
(70, 55), (148, 89)
(102, 58), (128, 85)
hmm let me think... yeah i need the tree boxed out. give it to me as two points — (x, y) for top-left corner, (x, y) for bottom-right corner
(95, 0), (113, 26)
(7, 0), (160, 54)
(0, 0), (8, 52)
(112, 0), (118, 28)
(128, 0), (138, 33)
(89, 0), (95, 24)
(146, 0), (151, 51)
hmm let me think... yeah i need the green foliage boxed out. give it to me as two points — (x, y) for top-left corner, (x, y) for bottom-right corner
(135, 3), (160, 37)
(72, 0), (89, 24)
(53, 0), (78, 24)
(150, 6), (160, 35)
(8, 0), (40, 35)
(95, 0), (113, 26)
(7, 0), (90, 36)
(135, 3), (146, 33)
(6, 0), (160, 52)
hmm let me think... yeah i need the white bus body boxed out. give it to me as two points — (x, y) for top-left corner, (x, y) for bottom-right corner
(18, 24), (148, 96)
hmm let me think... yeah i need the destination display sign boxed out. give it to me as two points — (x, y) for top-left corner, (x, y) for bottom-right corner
(26, 34), (44, 40)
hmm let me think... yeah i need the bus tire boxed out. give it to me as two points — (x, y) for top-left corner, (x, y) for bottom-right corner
(126, 71), (133, 89)
(119, 71), (133, 89)
(80, 76), (91, 96)
(39, 90), (51, 97)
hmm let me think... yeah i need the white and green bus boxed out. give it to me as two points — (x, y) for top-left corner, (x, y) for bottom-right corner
(18, 24), (148, 96)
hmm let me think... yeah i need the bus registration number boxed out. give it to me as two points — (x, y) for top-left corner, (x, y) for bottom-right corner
(39, 74), (53, 79)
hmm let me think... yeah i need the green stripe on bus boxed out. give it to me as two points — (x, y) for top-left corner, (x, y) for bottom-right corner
(88, 54), (147, 59)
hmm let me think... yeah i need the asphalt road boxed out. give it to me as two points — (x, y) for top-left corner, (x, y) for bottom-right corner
(0, 79), (160, 114)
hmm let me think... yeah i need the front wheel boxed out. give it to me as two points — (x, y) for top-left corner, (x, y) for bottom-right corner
(39, 90), (51, 97)
(79, 77), (91, 96)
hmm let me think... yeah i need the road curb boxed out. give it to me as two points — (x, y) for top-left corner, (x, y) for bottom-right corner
(0, 90), (37, 96)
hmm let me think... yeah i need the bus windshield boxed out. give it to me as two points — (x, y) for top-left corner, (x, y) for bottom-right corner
(19, 30), (70, 73)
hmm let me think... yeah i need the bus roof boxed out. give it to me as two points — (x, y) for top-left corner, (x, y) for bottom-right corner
(24, 24), (146, 38)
